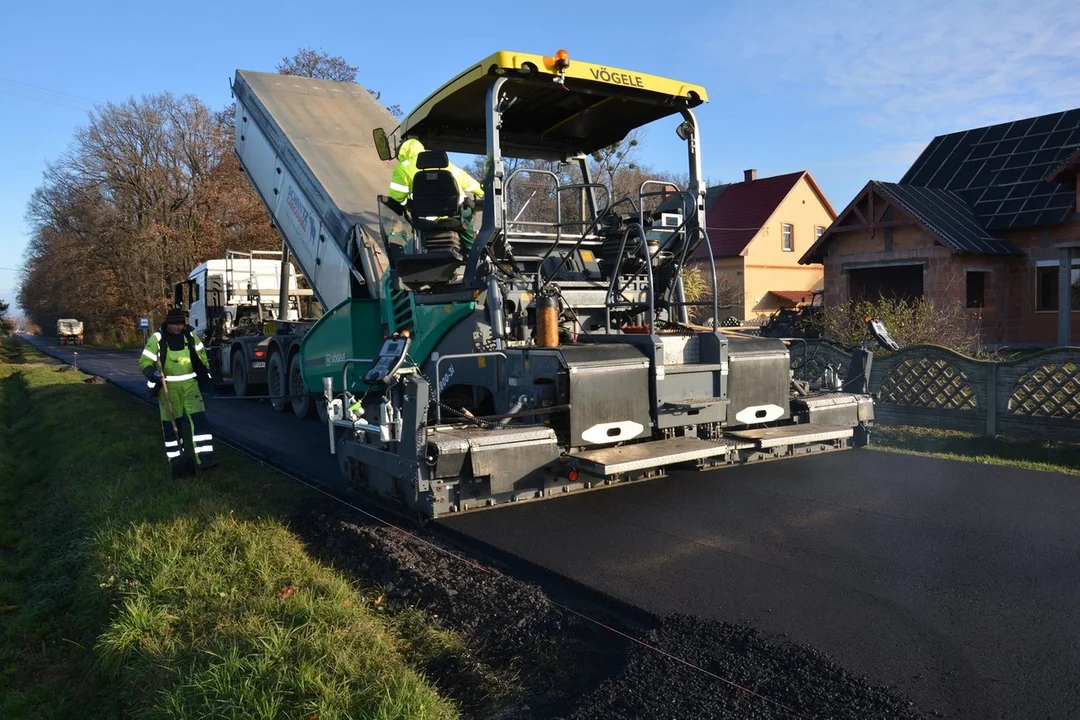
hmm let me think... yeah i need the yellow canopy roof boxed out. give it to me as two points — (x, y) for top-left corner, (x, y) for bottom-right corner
(394, 50), (708, 160)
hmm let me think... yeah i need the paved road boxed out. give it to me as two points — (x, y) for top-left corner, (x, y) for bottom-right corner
(445, 452), (1080, 718)
(24, 336), (1080, 718)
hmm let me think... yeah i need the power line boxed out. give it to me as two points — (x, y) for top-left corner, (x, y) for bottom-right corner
(0, 76), (100, 104)
(0, 76), (97, 112)
(0, 76), (233, 145)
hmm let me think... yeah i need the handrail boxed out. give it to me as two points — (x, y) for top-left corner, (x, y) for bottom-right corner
(603, 221), (655, 332)
(603, 185), (691, 326)
(505, 168), (563, 249)
(637, 182), (719, 332)
(613, 187), (686, 317)
(681, 226), (718, 331)
(536, 183), (612, 292)
(502, 167), (614, 291)
(598, 181), (722, 333)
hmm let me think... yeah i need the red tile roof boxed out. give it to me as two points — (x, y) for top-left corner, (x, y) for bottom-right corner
(768, 290), (815, 305)
(702, 171), (828, 257)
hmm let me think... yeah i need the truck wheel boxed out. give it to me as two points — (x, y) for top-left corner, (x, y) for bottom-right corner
(288, 353), (312, 419)
(232, 353), (249, 397)
(268, 352), (287, 413)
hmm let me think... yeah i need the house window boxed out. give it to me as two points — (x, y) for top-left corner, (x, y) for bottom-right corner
(815, 225), (826, 240)
(782, 224), (794, 252)
(966, 271), (986, 308)
(1035, 263), (1080, 312)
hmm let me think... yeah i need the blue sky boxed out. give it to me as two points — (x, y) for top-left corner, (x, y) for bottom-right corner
(2, 0), (1078, 315)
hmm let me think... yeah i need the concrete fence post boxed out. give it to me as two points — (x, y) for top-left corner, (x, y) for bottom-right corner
(1058, 243), (1077, 347)
(985, 361), (998, 437)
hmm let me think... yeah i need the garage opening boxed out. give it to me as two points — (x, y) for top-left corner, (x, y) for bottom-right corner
(848, 264), (924, 302)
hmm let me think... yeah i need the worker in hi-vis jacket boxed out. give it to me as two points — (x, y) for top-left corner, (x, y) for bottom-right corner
(139, 307), (217, 474)
(387, 138), (484, 251)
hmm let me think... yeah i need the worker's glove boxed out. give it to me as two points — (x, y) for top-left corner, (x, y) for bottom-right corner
(143, 367), (162, 384)
(385, 197), (405, 215)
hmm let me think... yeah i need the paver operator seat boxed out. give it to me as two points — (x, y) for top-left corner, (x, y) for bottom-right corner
(389, 149), (472, 291)
(410, 150), (469, 255)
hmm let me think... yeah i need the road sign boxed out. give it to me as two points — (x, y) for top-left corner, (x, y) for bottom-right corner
(139, 316), (150, 330)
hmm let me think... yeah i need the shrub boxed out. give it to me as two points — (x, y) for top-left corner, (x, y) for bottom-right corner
(681, 264), (742, 324)
(811, 297), (981, 354)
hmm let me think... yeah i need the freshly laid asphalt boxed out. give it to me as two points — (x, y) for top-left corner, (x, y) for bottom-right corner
(444, 451), (1080, 718)
(27, 337), (1080, 718)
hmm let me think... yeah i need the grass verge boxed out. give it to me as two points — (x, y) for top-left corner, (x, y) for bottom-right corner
(0, 335), (51, 364)
(870, 424), (1080, 476)
(0, 340), (467, 719)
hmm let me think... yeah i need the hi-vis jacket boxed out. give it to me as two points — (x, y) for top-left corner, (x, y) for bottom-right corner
(387, 138), (484, 205)
(139, 327), (211, 391)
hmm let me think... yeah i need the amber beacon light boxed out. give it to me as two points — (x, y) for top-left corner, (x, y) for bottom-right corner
(545, 49), (570, 72)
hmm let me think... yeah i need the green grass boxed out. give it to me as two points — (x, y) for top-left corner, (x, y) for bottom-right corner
(869, 424), (1080, 476)
(0, 344), (468, 719)
(0, 336), (51, 364)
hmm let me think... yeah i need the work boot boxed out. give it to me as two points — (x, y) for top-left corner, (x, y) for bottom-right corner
(198, 452), (220, 471)
(169, 457), (187, 479)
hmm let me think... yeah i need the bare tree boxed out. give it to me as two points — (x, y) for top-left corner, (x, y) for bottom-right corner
(589, 129), (641, 201)
(19, 93), (279, 343)
(277, 48), (359, 82)
(277, 48), (402, 118)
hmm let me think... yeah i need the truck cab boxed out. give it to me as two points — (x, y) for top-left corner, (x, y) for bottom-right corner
(178, 250), (312, 397)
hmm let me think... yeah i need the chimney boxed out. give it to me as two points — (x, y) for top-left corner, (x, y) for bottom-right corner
(744, 169), (757, 183)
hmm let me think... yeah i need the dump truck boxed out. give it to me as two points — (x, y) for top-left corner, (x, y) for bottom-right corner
(174, 250), (316, 402)
(56, 318), (83, 345)
(229, 50), (877, 519)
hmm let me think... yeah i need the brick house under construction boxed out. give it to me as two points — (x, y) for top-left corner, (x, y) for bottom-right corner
(801, 107), (1080, 347)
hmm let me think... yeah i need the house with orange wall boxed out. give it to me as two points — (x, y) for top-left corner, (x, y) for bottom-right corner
(691, 169), (836, 323)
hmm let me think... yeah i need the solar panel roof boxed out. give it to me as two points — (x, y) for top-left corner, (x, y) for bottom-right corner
(900, 108), (1080, 230)
(875, 182), (1019, 255)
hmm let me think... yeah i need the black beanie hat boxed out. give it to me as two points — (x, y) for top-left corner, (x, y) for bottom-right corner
(164, 308), (187, 325)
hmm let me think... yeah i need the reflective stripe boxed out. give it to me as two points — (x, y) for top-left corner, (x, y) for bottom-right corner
(192, 434), (213, 442)
(389, 181), (410, 193)
(166, 372), (198, 382)
(194, 446), (214, 454)
(166, 450), (182, 459)
(164, 440), (180, 448)
(142, 349), (158, 361)
(152, 332), (161, 341)
(194, 342), (205, 351)
(146, 380), (156, 388)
